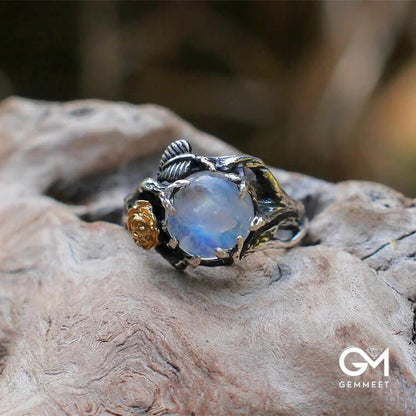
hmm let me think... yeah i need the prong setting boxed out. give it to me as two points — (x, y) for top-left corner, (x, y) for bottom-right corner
(215, 247), (229, 259)
(186, 256), (201, 267)
(160, 179), (190, 215)
(168, 237), (178, 249)
(250, 216), (266, 231)
(225, 171), (247, 199)
(233, 236), (245, 261)
(238, 181), (248, 199)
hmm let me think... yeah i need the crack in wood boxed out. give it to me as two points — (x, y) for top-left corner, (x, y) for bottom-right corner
(361, 230), (416, 260)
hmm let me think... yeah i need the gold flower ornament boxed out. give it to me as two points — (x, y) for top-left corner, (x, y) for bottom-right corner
(127, 200), (159, 250)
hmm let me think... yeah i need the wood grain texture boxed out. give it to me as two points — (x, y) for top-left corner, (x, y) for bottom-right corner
(0, 97), (414, 415)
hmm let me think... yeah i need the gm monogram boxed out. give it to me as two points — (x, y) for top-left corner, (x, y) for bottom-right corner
(338, 346), (390, 389)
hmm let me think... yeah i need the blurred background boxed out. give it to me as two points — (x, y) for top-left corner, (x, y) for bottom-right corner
(1, 1), (415, 196)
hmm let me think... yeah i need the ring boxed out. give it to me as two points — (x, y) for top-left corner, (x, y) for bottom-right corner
(124, 139), (306, 270)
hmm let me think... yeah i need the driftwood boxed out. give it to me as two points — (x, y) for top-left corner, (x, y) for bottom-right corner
(0, 97), (415, 415)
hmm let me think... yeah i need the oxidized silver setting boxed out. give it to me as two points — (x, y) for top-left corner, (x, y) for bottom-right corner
(124, 139), (306, 270)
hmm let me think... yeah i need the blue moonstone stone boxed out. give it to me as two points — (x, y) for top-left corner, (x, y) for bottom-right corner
(167, 171), (254, 259)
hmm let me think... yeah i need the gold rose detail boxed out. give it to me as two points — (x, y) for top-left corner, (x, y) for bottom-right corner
(127, 200), (159, 250)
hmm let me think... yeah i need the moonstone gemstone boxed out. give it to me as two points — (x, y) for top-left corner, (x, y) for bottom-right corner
(167, 171), (255, 259)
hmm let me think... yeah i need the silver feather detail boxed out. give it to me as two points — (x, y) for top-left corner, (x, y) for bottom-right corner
(158, 139), (193, 182)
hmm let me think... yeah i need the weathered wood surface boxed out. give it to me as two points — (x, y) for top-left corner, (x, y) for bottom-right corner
(0, 97), (415, 415)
